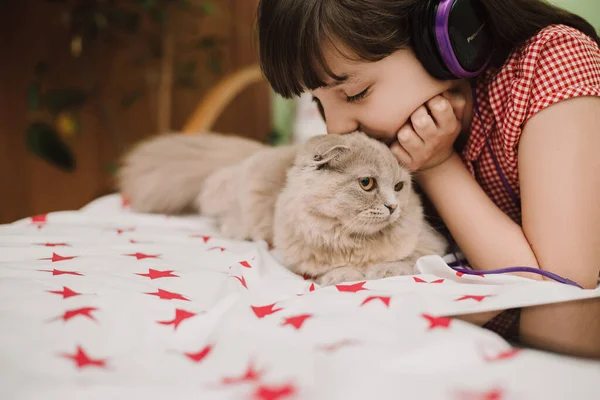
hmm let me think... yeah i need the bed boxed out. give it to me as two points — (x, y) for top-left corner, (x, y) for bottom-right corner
(1, 193), (599, 400)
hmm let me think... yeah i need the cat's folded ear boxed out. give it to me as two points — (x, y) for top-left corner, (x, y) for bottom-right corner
(305, 134), (351, 170)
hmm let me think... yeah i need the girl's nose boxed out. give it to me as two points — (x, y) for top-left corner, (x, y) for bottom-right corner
(325, 107), (360, 135)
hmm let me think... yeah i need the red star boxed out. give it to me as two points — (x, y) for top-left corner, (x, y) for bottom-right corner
(282, 314), (312, 330)
(185, 345), (213, 363)
(36, 242), (70, 247)
(115, 228), (136, 235)
(483, 348), (521, 362)
(360, 296), (391, 307)
(31, 214), (48, 228)
(39, 253), (77, 262)
(135, 269), (179, 280)
(145, 289), (189, 301)
(54, 306), (98, 322)
(124, 252), (160, 260)
(455, 295), (492, 302)
(251, 303), (283, 318)
(413, 277), (445, 284)
(232, 275), (248, 289)
(335, 281), (367, 292)
(456, 271), (484, 278)
(121, 195), (131, 208)
(221, 361), (264, 385)
(47, 286), (81, 299)
(190, 234), (211, 243)
(317, 339), (358, 353)
(208, 246), (227, 252)
(253, 383), (296, 400)
(456, 387), (504, 400)
(61, 346), (107, 369)
(39, 269), (83, 276)
(422, 314), (452, 330)
(309, 283), (316, 292)
(157, 308), (197, 330)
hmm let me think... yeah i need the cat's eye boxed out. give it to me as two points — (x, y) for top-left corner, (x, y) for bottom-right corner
(394, 181), (405, 192)
(359, 177), (375, 191)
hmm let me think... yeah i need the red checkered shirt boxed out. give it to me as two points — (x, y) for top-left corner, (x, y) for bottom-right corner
(463, 25), (600, 224)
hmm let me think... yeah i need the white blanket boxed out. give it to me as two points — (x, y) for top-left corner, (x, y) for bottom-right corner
(1, 194), (599, 400)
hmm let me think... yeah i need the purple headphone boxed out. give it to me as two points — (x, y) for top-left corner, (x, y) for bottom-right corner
(411, 0), (494, 80)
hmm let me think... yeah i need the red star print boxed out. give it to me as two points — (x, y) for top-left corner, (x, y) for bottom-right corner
(185, 345), (213, 363)
(121, 195), (131, 208)
(455, 295), (492, 302)
(317, 339), (358, 353)
(124, 252), (160, 260)
(157, 308), (197, 330)
(61, 346), (107, 369)
(456, 271), (484, 278)
(253, 383), (296, 400)
(115, 228), (136, 235)
(413, 277), (445, 284)
(39, 269), (83, 276)
(36, 242), (70, 247)
(190, 234), (211, 243)
(145, 289), (189, 301)
(54, 307), (98, 322)
(422, 314), (452, 330)
(221, 361), (264, 385)
(30, 214), (47, 229)
(135, 269), (179, 280)
(335, 281), (367, 292)
(251, 303), (283, 318)
(232, 275), (248, 289)
(47, 286), (81, 299)
(483, 348), (521, 362)
(39, 253), (77, 262)
(456, 387), (504, 400)
(360, 296), (391, 307)
(282, 314), (312, 330)
(208, 246), (227, 252)
(239, 261), (252, 269)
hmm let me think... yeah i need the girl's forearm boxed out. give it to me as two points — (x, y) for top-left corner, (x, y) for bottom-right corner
(416, 152), (541, 279)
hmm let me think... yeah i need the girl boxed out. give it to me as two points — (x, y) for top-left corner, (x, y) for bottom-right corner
(257, 0), (600, 357)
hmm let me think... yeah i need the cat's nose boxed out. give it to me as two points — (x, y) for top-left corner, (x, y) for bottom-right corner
(385, 203), (398, 214)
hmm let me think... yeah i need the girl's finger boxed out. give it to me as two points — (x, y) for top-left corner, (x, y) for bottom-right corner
(441, 90), (467, 122)
(390, 141), (414, 169)
(397, 124), (425, 155)
(426, 96), (459, 132)
(409, 105), (437, 141)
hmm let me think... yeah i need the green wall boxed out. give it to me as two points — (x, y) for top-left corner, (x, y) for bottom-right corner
(552, 0), (600, 31)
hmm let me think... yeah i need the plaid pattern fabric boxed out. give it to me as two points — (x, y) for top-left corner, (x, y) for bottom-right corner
(462, 25), (600, 224)
(483, 309), (521, 340)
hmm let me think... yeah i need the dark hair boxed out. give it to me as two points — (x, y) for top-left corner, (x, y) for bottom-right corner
(258, 0), (600, 98)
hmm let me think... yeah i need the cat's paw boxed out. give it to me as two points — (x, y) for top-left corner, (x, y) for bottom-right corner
(318, 267), (365, 286)
(364, 261), (415, 280)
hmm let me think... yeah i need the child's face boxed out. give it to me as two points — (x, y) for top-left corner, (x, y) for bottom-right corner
(311, 43), (469, 144)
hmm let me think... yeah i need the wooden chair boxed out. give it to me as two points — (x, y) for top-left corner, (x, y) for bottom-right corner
(181, 64), (266, 134)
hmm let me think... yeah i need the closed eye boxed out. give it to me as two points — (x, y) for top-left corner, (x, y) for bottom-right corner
(346, 87), (370, 103)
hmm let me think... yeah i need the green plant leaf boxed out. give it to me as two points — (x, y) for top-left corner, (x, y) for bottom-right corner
(42, 88), (87, 114)
(200, 2), (214, 15)
(26, 122), (76, 171)
(27, 83), (41, 110)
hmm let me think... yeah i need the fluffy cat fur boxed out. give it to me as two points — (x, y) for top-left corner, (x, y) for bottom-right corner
(118, 132), (448, 285)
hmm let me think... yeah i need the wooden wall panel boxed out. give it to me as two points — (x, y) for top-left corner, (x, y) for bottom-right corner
(0, 0), (270, 223)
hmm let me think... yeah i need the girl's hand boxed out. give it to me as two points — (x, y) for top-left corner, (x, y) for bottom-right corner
(390, 92), (466, 171)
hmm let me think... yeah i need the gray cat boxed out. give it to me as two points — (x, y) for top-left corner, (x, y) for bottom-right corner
(119, 132), (448, 285)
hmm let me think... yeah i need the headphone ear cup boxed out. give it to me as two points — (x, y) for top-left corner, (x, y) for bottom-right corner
(410, 0), (456, 80)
